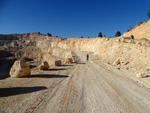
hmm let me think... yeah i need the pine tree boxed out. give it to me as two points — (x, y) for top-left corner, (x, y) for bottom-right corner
(98, 32), (103, 37)
(115, 31), (121, 37)
(47, 33), (52, 36)
(148, 4), (150, 18)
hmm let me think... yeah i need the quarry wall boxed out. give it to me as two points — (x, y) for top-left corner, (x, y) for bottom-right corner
(52, 38), (150, 71)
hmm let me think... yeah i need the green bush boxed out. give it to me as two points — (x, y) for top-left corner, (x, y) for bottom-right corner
(148, 4), (150, 18)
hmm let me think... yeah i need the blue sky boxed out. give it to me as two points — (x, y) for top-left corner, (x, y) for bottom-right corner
(0, 0), (149, 38)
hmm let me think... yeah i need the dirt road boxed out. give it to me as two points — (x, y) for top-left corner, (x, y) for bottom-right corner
(1, 60), (150, 113)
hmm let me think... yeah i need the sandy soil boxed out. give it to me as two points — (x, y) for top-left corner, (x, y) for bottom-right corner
(1, 57), (150, 113)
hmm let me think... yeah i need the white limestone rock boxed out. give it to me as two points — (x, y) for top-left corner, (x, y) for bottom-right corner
(10, 61), (31, 78)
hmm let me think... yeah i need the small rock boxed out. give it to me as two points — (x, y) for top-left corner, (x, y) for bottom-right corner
(68, 58), (73, 64)
(136, 73), (147, 78)
(38, 61), (50, 70)
(112, 59), (121, 66)
(55, 60), (61, 66)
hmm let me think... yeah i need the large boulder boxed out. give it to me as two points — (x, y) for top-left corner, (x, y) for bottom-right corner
(10, 61), (31, 78)
(38, 61), (50, 70)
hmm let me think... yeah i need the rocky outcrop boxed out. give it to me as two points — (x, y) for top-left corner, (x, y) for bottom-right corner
(10, 61), (31, 78)
(49, 48), (73, 59)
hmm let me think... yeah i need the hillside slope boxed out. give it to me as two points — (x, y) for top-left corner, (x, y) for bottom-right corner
(123, 19), (150, 39)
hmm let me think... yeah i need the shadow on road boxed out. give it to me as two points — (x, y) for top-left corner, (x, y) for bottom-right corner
(60, 65), (73, 66)
(0, 86), (47, 97)
(77, 63), (86, 64)
(46, 68), (67, 71)
(25, 74), (69, 78)
(0, 59), (12, 80)
(146, 75), (150, 77)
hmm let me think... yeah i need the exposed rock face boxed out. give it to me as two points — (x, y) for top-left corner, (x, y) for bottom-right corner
(123, 19), (150, 39)
(56, 38), (99, 52)
(50, 48), (73, 59)
(10, 61), (31, 78)
(38, 61), (49, 70)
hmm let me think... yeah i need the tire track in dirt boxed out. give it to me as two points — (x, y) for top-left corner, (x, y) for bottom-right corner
(29, 64), (86, 113)
(88, 61), (150, 113)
